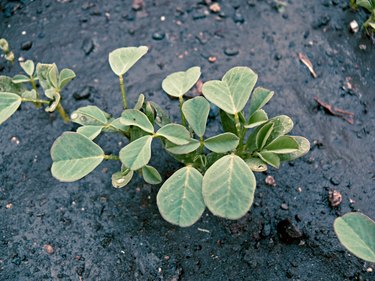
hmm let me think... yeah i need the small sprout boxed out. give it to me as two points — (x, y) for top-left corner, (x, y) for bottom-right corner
(0, 38), (15, 63)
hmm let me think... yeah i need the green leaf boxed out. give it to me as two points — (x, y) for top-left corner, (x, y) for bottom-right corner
(257, 151), (280, 168)
(156, 123), (191, 145)
(12, 74), (30, 84)
(112, 170), (134, 188)
(149, 101), (171, 127)
(0, 38), (9, 52)
(77, 125), (103, 140)
(20, 60), (35, 76)
(279, 136), (310, 162)
(165, 139), (200, 155)
(119, 135), (153, 170)
(51, 132), (105, 182)
(264, 136), (299, 154)
(44, 88), (61, 112)
(120, 109), (154, 134)
(256, 122), (274, 150)
(0, 76), (26, 95)
(162, 66), (201, 97)
(144, 101), (155, 124)
(0, 92), (22, 124)
(202, 154), (256, 220)
(267, 115), (294, 144)
(108, 46), (148, 76)
(142, 165), (162, 184)
(134, 94), (145, 110)
(245, 109), (268, 128)
(219, 110), (237, 134)
(59, 68), (76, 89)
(71, 106), (109, 126)
(202, 67), (258, 114)
(104, 118), (129, 133)
(356, 0), (375, 11)
(334, 212), (375, 263)
(36, 63), (54, 90)
(248, 87), (274, 117)
(157, 166), (205, 227)
(204, 133), (239, 153)
(182, 96), (210, 137)
(245, 157), (267, 172)
(48, 64), (59, 89)
(21, 89), (37, 99)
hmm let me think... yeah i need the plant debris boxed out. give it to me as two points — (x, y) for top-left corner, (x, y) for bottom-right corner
(298, 53), (317, 78)
(314, 97), (354, 124)
(329, 190), (342, 207)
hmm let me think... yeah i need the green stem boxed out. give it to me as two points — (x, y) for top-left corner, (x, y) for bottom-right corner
(104, 154), (120, 161)
(119, 75), (127, 109)
(199, 136), (205, 154)
(234, 112), (243, 151)
(179, 96), (186, 127)
(21, 98), (50, 104)
(30, 78), (41, 108)
(56, 103), (70, 123)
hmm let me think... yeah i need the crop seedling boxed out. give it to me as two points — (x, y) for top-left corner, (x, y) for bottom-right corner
(334, 212), (375, 263)
(0, 57), (75, 124)
(48, 46), (310, 227)
(0, 38), (14, 64)
(350, 0), (375, 34)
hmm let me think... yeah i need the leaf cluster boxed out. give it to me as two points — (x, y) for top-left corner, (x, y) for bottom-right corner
(352, 0), (375, 33)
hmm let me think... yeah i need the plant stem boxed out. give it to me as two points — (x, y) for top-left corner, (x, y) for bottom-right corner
(30, 78), (41, 108)
(21, 98), (50, 104)
(56, 103), (70, 123)
(104, 154), (120, 161)
(179, 96), (186, 127)
(234, 112), (243, 151)
(199, 136), (204, 154)
(119, 75), (127, 109)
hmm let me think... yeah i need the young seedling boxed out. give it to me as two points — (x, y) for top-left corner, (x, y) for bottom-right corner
(0, 60), (75, 124)
(334, 212), (375, 263)
(51, 46), (310, 227)
(0, 38), (14, 64)
(351, 0), (375, 34)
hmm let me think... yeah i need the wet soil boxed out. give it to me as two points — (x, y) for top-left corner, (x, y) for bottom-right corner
(1, 0), (375, 280)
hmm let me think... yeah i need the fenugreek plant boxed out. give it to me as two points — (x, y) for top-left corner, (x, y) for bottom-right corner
(0, 38), (14, 63)
(50, 46), (310, 227)
(334, 212), (375, 263)
(0, 59), (75, 124)
(350, 0), (375, 33)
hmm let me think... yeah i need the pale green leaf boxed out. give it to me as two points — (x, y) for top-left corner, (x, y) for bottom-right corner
(157, 166), (205, 227)
(134, 94), (145, 110)
(21, 89), (37, 99)
(264, 136), (299, 154)
(204, 133), (239, 153)
(245, 109), (268, 128)
(0, 76), (26, 95)
(267, 115), (294, 144)
(0, 38), (9, 52)
(0, 92), (22, 124)
(162, 66), (201, 97)
(112, 170), (134, 188)
(71, 106), (109, 126)
(149, 101), (171, 127)
(202, 67), (258, 114)
(202, 154), (256, 220)
(357, 0), (375, 11)
(36, 63), (54, 90)
(334, 212), (375, 263)
(120, 109), (154, 134)
(44, 88), (61, 112)
(59, 68), (76, 89)
(104, 118), (129, 133)
(20, 60), (35, 76)
(77, 125), (103, 140)
(156, 123), (191, 145)
(142, 165), (162, 185)
(256, 122), (274, 150)
(257, 151), (280, 168)
(48, 64), (59, 89)
(51, 132), (105, 182)
(245, 157), (268, 172)
(12, 74), (30, 84)
(248, 87), (274, 117)
(119, 135), (153, 170)
(108, 46), (148, 76)
(165, 139), (200, 155)
(182, 96), (210, 137)
(279, 136), (310, 161)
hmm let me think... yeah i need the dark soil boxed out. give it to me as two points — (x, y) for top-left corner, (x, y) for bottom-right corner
(1, 0), (375, 280)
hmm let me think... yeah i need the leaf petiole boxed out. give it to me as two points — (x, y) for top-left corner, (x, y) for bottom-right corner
(119, 74), (127, 109)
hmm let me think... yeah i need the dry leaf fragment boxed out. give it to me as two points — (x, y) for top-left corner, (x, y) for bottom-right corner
(298, 53), (317, 78)
(314, 96), (354, 124)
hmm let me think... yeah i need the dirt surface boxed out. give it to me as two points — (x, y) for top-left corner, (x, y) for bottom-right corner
(1, 0), (375, 280)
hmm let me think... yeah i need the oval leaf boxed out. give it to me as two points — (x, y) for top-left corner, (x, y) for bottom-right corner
(71, 106), (109, 126)
(142, 165), (162, 185)
(202, 67), (258, 114)
(256, 122), (274, 150)
(109, 46), (148, 76)
(112, 170), (134, 188)
(162, 66), (201, 97)
(245, 109), (268, 128)
(245, 157), (268, 172)
(20, 60), (35, 76)
(12, 74), (30, 84)
(248, 87), (274, 117)
(267, 115), (294, 144)
(77, 125), (103, 140)
(119, 135), (153, 170)
(0, 92), (22, 124)
(202, 154), (256, 220)
(257, 151), (280, 168)
(59, 68), (76, 89)
(264, 136), (299, 154)
(0, 75), (26, 95)
(134, 93), (145, 110)
(334, 212), (375, 263)
(157, 166), (205, 227)
(51, 132), (105, 182)
(156, 123), (191, 145)
(120, 109), (154, 134)
(204, 133), (239, 153)
(279, 136), (310, 161)
(165, 139), (200, 155)
(182, 96), (210, 137)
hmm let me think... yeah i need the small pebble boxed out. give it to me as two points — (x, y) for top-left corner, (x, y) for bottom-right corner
(208, 56), (217, 63)
(6, 203), (13, 209)
(265, 175), (276, 187)
(349, 20), (359, 33)
(233, 12), (244, 24)
(73, 86), (94, 100)
(11, 136), (20, 145)
(21, 41), (32, 51)
(224, 47), (239, 56)
(359, 44), (366, 50)
(152, 32), (165, 41)
(329, 190), (342, 207)
(82, 38), (94, 55)
(43, 244), (54, 254)
(132, 0), (144, 11)
(281, 203), (289, 210)
(209, 3), (221, 13)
